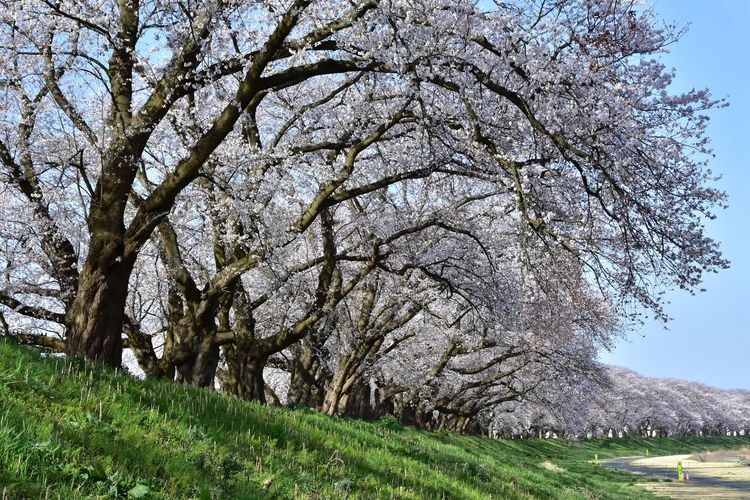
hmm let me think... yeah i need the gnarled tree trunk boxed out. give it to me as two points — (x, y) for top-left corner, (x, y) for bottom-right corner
(221, 346), (267, 402)
(65, 222), (134, 367)
(65, 275), (127, 365)
(172, 310), (220, 388)
(287, 342), (328, 408)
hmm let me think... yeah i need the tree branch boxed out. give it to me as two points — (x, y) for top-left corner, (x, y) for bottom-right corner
(0, 292), (66, 324)
(3, 331), (66, 352)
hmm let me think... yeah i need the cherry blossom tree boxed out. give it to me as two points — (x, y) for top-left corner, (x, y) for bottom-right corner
(0, 0), (386, 365)
(0, 0), (729, 428)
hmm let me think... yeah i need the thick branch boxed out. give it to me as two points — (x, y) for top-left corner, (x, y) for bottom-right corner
(0, 292), (65, 323)
(3, 331), (66, 352)
(44, 44), (100, 149)
(125, 0), (313, 258)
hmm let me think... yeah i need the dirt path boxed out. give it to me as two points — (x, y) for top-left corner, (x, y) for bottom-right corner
(638, 481), (750, 499)
(601, 454), (750, 499)
(632, 454), (750, 482)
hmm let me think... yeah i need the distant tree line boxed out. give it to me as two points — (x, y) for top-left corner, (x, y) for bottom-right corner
(490, 366), (750, 439)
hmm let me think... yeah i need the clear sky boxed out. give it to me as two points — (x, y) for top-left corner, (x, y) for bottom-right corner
(598, 0), (750, 390)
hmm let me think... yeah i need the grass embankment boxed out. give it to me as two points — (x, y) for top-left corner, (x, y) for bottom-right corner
(1, 339), (748, 499)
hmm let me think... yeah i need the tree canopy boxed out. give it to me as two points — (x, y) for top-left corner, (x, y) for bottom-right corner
(0, 0), (727, 428)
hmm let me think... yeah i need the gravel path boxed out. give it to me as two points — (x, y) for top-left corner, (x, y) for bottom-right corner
(602, 456), (750, 498)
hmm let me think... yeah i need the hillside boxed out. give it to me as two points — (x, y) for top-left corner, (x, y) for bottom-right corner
(2, 339), (749, 499)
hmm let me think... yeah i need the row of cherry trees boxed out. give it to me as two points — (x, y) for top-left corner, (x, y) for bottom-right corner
(0, 0), (728, 431)
(492, 366), (750, 439)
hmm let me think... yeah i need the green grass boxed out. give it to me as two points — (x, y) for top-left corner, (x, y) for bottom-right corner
(1, 339), (748, 499)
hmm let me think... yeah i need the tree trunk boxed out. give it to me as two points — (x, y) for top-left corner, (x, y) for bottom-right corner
(442, 416), (480, 435)
(342, 379), (374, 419)
(287, 343), (326, 408)
(173, 313), (219, 388)
(221, 345), (267, 402)
(413, 403), (433, 430)
(191, 337), (220, 387)
(65, 248), (132, 367)
(322, 357), (374, 419)
(322, 374), (346, 416)
(124, 318), (173, 379)
(64, 137), (145, 366)
(322, 355), (356, 416)
(369, 386), (404, 420)
(217, 291), (268, 402)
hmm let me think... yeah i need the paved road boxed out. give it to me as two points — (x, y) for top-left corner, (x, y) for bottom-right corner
(601, 457), (750, 492)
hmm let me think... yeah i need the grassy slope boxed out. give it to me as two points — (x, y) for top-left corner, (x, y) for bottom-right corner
(1, 339), (748, 499)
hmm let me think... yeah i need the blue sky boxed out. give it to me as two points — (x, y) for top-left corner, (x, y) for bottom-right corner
(598, 0), (750, 390)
